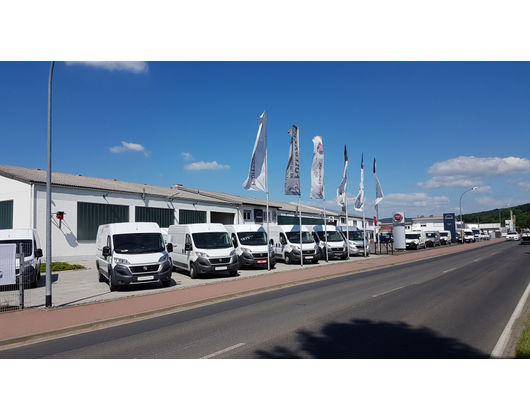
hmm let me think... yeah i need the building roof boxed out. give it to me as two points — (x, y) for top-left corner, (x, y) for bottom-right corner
(0, 164), (340, 217)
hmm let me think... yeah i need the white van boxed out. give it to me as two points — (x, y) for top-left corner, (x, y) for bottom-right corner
(405, 231), (426, 250)
(0, 229), (42, 288)
(167, 223), (238, 279)
(439, 230), (452, 245)
(311, 225), (348, 260)
(268, 225), (319, 264)
(96, 222), (172, 291)
(338, 227), (370, 256)
(225, 224), (276, 269)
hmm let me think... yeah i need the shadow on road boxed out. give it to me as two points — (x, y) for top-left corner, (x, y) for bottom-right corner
(255, 318), (488, 359)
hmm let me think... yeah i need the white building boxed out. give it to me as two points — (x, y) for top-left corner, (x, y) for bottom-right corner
(0, 165), (356, 261)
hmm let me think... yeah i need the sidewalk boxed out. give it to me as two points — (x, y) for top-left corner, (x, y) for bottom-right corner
(0, 240), (507, 350)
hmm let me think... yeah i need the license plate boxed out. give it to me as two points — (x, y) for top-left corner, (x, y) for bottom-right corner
(215, 266), (227, 271)
(137, 275), (154, 281)
(305, 256), (313, 259)
(257, 260), (267, 264)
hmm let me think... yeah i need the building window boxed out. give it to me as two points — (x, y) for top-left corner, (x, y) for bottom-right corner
(135, 207), (174, 227)
(77, 202), (129, 241)
(243, 210), (252, 221)
(0, 200), (13, 230)
(179, 209), (206, 224)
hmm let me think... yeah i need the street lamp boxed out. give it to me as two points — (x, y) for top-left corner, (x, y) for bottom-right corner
(499, 204), (510, 227)
(459, 187), (477, 238)
(46, 61), (55, 308)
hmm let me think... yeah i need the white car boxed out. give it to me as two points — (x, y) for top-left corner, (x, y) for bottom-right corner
(506, 231), (520, 241)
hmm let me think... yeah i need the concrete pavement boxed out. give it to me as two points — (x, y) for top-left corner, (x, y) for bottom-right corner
(0, 239), (522, 355)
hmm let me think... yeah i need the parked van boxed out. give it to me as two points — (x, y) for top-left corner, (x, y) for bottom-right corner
(439, 230), (452, 245)
(226, 224), (276, 269)
(311, 225), (348, 260)
(405, 231), (426, 250)
(337, 227), (370, 256)
(463, 230), (475, 243)
(268, 225), (319, 264)
(168, 223), (238, 279)
(96, 222), (172, 291)
(424, 231), (441, 247)
(0, 229), (42, 288)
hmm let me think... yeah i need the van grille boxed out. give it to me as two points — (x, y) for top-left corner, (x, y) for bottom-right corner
(210, 258), (231, 265)
(302, 250), (315, 256)
(252, 252), (268, 259)
(130, 264), (160, 274)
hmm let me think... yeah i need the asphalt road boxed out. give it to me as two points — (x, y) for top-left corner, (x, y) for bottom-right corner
(1, 240), (528, 358)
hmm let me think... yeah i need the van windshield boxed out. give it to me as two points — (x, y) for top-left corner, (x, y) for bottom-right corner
(286, 231), (315, 244)
(342, 231), (364, 240)
(425, 232), (437, 238)
(237, 231), (267, 246)
(0, 239), (33, 257)
(316, 231), (344, 242)
(406, 234), (420, 239)
(193, 232), (232, 249)
(113, 233), (165, 254)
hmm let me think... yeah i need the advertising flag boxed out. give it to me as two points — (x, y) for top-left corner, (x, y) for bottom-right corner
(354, 154), (364, 211)
(310, 136), (324, 199)
(284, 125), (301, 196)
(242, 111), (267, 192)
(374, 158), (384, 206)
(336, 145), (348, 207)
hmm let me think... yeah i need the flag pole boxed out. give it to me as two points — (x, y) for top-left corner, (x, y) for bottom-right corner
(299, 128), (303, 267)
(266, 117), (270, 271)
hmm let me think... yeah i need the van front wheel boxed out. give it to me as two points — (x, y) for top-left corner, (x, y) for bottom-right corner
(285, 253), (292, 264)
(190, 262), (198, 279)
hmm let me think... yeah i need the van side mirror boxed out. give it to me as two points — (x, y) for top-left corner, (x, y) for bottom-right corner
(35, 248), (43, 258)
(103, 246), (111, 257)
(269, 239), (274, 245)
(185, 243), (192, 252)
(166, 243), (173, 253)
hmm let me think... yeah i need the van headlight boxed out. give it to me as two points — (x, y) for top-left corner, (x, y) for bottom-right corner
(114, 257), (130, 265)
(230, 249), (236, 257)
(241, 247), (251, 253)
(159, 254), (169, 263)
(196, 251), (209, 258)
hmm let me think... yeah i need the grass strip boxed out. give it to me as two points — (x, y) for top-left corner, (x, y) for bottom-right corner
(515, 315), (530, 358)
(40, 262), (85, 273)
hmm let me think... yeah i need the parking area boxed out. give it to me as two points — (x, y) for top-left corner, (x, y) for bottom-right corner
(8, 253), (391, 309)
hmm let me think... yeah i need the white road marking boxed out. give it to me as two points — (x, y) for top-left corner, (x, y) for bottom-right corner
(201, 343), (246, 359)
(443, 267), (456, 273)
(490, 280), (530, 358)
(474, 258), (482, 262)
(372, 285), (410, 298)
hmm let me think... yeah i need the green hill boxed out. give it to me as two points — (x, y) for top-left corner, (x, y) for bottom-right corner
(462, 203), (530, 230)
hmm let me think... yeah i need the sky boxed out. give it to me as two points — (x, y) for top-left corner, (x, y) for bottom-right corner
(2, 61), (529, 221)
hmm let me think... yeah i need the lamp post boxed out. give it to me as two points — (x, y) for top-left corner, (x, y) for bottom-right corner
(459, 187), (477, 240)
(499, 204), (510, 227)
(46, 61), (55, 308)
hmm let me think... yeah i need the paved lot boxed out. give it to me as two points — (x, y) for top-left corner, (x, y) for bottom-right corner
(6, 252), (389, 309)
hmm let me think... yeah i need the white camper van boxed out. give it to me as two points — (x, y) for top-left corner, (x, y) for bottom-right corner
(225, 224), (276, 269)
(338, 227), (370, 256)
(311, 225), (348, 260)
(96, 222), (172, 291)
(0, 229), (42, 288)
(268, 225), (319, 264)
(168, 223), (238, 279)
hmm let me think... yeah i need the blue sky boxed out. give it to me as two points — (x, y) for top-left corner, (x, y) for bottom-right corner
(1, 61), (530, 220)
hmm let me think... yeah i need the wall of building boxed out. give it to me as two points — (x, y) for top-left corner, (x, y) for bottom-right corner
(0, 176), (32, 229)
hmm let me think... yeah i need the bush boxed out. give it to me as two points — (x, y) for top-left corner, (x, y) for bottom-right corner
(40, 262), (85, 273)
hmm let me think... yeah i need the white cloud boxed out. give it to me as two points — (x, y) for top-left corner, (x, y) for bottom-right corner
(420, 156), (530, 189)
(181, 152), (194, 161)
(65, 61), (148, 73)
(109, 141), (146, 154)
(517, 181), (530, 192)
(383, 192), (450, 208)
(184, 161), (230, 171)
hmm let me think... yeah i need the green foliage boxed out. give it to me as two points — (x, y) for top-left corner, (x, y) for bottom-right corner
(462, 203), (530, 230)
(516, 316), (530, 359)
(40, 262), (85, 273)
